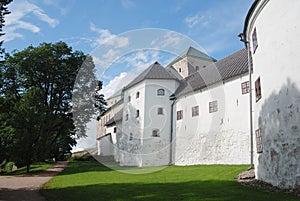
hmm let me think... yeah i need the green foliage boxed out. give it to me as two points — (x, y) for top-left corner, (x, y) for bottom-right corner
(42, 162), (299, 201)
(4, 161), (14, 173)
(0, 41), (105, 172)
(0, 0), (13, 56)
(71, 153), (96, 162)
(3, 162), (52, 175)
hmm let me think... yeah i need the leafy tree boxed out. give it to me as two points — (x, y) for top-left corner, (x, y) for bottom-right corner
(95, 80), (107, 119)
(0, 42), (106, 171)
(0, 0), (13, 56)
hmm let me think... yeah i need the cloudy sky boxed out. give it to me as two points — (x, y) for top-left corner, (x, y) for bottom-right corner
(2, 0), (254, 151)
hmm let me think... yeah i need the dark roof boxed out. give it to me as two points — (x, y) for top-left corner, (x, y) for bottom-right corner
(124, 61), (179, 89)
(100, 98), (123, 117)
(175, 48), (248, 97)
(104, 109), (123, 126)
(167, 46), (217, 68)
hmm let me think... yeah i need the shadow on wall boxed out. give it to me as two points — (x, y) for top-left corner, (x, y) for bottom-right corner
(257, 79), (300, 189)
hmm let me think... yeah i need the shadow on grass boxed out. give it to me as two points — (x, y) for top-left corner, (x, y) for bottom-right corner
(41, 180), (299, 201)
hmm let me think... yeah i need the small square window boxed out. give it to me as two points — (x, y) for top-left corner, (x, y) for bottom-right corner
(152, 129), (159, 137)
(209, 100), (218, 113)
(192, 106), (199, 117)
(157, 107), (163, 115)
(177, 110), (183, 120)
(255, 77), (262, 102)
(241, 81), (250, 94)
(255, 128), (263, 153)
(252, 27), (258, 54)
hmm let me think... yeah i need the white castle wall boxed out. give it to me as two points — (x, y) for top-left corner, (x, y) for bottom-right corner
(174, 75), (250, 165)
(245, 0), (300, 189)
(118, 79), (179, 166)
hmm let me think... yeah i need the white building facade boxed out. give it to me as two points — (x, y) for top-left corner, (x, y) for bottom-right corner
(98, 47), (252, 168)
(173, 49), (250, 165)
(244, 0), (300, 189)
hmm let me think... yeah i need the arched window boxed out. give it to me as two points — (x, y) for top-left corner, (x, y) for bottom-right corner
(157, 89), (165, 96)
(152, 129), (159, 137)
(136, 91), (140, 99)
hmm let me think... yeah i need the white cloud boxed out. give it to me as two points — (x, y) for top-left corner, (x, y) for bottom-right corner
(42, 0), (69, 15)
(159, 31), (183, 48)
(121, 0), (135, 9)
(90, 23), (129, 48)
(101, 72), (129, 98)
(184, 13), (210, 29)
(3, 0), (59, 42)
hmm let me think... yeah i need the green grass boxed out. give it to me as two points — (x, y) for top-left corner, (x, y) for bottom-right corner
(42, 161), (299, 201)
(3, 162), (52, 175)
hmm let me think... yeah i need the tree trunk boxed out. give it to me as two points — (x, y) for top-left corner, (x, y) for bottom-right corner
(26, 164), (30, 173)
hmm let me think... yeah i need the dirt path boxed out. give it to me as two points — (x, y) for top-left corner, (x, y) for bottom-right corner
(0, 161), (68, 201)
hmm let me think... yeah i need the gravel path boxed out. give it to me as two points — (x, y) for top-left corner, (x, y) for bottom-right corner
(0, 161), (68, 201)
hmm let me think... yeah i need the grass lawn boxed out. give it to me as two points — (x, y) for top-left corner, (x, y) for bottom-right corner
(42, 161), (299, 201)
(2, 162), (52, 175)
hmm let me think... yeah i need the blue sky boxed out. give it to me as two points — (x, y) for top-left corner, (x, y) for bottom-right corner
(2, 0), (254, 151)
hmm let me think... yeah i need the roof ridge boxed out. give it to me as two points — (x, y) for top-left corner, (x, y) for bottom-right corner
(124, 61), (178, 90)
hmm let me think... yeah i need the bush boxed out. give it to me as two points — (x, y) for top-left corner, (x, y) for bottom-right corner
(4, 162), (15, 173)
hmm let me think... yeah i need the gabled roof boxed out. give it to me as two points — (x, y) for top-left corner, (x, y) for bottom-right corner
(175, 48), (248, 97)
(167, 46), (217, 68)
(104, 109), (123, 126)
(124, 61), (179, 90)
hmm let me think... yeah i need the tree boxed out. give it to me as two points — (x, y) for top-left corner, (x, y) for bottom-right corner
(95, 80), (107, 119)
(0, 42), (106, 171)
(0, 0), (13, 56)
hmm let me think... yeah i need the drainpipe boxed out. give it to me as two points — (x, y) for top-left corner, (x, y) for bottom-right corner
(238, 33), (254, 170)
(169, 94), (177, 165)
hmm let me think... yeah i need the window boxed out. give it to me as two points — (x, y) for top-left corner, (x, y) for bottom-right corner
(129, 133), (133, 141)
(157, 107), (163, 115)
(125, 114), (128, 121)
(136, 91), (140, 99)
(192, 106), (199, 117)
(255, 128), (263, 153)
(252, 27), (258, 54)
(195, 66), (199, 71)
(128, 96), (131, 102)
(152, 129), (159, 137)
(136, 109), (140, 118)
(241, 81), (250, 94)
(179, 68), (182, 72)
(255, 77), (262, 102)
(209, 100), (218, 113)
(157, 89), (165, 96)
(177, 110), (183, 120)
(113, 127), (117, 133)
